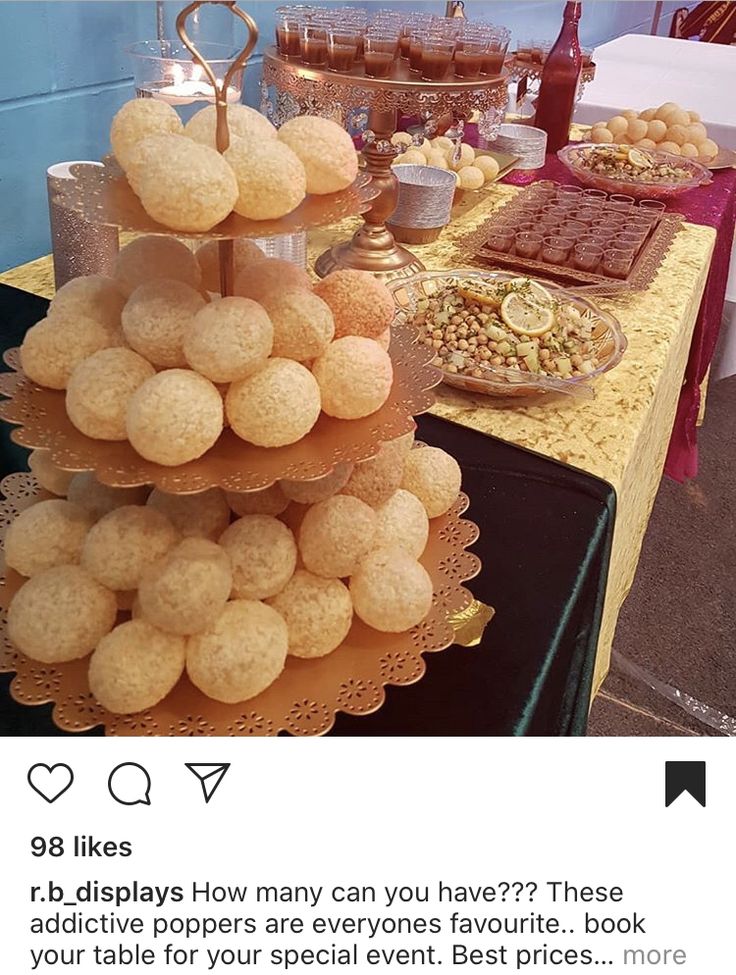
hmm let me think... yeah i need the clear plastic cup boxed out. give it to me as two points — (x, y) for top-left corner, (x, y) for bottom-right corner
(515, 231), (543, 258)
(573, 242), (603, 271)
(542, 234), (574, 264)
(364, 33), (397, 78)
(420, 35), (455, 82)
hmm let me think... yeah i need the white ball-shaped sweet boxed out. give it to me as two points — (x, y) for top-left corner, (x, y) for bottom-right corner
(27, 450), (74, 497)
(590, 126), (614, 144)
(66, 348), (155, 441)
(226, 483), (289, 517)
(186, 600), (288, 704)
(196, 238), (265, 293)
(147, 487), (231, 541)
(126, 369), (224, 466)
(67, 473), (149, 521)
(122, 279), (206, 368)
(447, 142), (475, 171)
(4, 499), (93, 577)
(8, 565), (117, 663)
(259, 289), (334, 361)
(373, 489), (429, 558)
(113, 236), (202, 297)
(312, 336), (393, 420)
(432, 136), (454, 152)
(474, 155), (500, 181)
(82, 504), (179, 591)
(234, 257), (312, 305)
(219, 514), (297, 600)
(183, 296), (273, 382)
(226, 358), (321, 447)
(110, 98), (183, 172)
(225, 138), (307, 220)
(402, 446), (461, 518)
(49, 275), (126, 332)
(298, 495), (376, 578)
(184, 104), (277, 149)
(277, 115), (359, 194)
(280, 462), (353, 504)
(391, 132), (414, 147)
(425, 148), (449, 169)
(457, 165), (485, 190)
(393, 149), (426, 167)
(20, 313), (125, 390)
(268, 569), (353, 658)
(313, 269), (394, 340)
(350, 546), (433, 633)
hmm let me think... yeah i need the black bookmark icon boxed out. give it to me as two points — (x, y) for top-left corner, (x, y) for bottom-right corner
(665, 761), (706, 807)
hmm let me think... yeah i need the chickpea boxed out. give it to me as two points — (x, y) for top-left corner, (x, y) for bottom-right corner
(432, 329), (444, 341)
(468, 337), (478, 347)
(490, 355), (503, 366)
(432, 356), (443, 367)
(471, 369), (483, 379)
(477, 334), (488, 345)
(446, 363), (458, 374)
(451, 315), (463, 326)
(506, 356), (518, 365)
(479, 348), (491, 360)
(489, 341), (498, 351)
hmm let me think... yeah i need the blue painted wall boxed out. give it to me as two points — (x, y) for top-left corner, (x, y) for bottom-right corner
(1, 1), (692, 271)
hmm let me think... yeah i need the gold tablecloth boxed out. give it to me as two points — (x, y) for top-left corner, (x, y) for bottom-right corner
(0, 190), (715, 694)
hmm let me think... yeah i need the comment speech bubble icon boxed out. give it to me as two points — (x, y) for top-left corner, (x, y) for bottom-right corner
(108, 762), (152, 806)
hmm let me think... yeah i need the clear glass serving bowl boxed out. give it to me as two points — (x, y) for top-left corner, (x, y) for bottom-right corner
(389, 268), (627, 399)
(558, 142), (712, 200)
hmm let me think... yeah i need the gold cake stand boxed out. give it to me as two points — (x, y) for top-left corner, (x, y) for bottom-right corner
(262, 49), (510, 280)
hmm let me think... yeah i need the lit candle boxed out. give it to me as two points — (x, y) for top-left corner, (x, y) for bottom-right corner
(152, 63), (240, 106)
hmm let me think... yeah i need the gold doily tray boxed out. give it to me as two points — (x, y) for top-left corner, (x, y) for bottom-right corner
(0, 330), (440, 493)
(0, 473), (482, 737)
(52, 160), (378, 239)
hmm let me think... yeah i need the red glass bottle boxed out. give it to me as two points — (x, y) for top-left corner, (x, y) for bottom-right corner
(534, 1), (583, 152)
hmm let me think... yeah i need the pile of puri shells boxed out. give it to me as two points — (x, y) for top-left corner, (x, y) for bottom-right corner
(391, 133), (501, 190)
(109, 99), (359, 231)
(19, 236), (397, 466)
(589, 104), (719, 162)
(6, 438), (463, 714)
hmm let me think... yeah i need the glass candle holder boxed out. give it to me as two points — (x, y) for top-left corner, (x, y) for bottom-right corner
(420, 35), (455, 82)
(127, 40), (243, 107)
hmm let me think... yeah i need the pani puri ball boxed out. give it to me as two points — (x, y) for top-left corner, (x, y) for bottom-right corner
(621, 109), (639, 120)
(277, 114), (359, 195)
(114, 236), (202, 297)
(4, 499), (93, 577)
(626, 118), (648, 143)
(401, 446), (461, 518)
(259, 289), (334, 361)
(639, 108), (657, 122)
(350, 546), (432, 633)
(20, 314), (125, 390)
(186, 600), (288, 704)
(425, 148), (449, 169)
(298, 495), (376, 578)
(432, 136), (454, 152)
(88, 619), (186, 713)
(606, 115), (628, 137)
(447, 142), (475, 171)
(688, 110), (701, 123)
(49, 275), (126, 332)
(137, 538), (232, 636)
(147, 487), (231, 541)
(66, 348), (155, 441)
(280, 462), (353, 505)
(123, 276), (209, 371)
(82, 504), (179, 591)
(313, 269), (394, 340)
(225, 138), (307, 220)
(373, 489), (429, 559)
(376, 327), (391, 351)
(226, 359), (320, 447)
(394, 149), (426, 167)
(184, 103), (277, 149)
(391, 132), (414, 147)
(234, 257), (312, 305)
(698, 138), (719, 162)
(110, 98), (183, 172)
(590, 126), (614, 144)
(226, 483), (289, 517)
(135, 133), (238, 232)
(655, 102), (679, 121)
(268, 569), (352, 659)
(680, 143), (699, 159)
(646, 119), (667, 143)
(659, 141), (681, 156)
(8, 565), (117, 663)
(457, 166), (485, 190)
(219, 514), (297, 599)
(341, 440), (405, 508)
(28, 450), (74, 497)
(196, 238), (265, 293)
(312, 337), (393, 420)
(635, 139), (658, 151)
(685, 122), (708, 147)
(665, 123), (689, 146)
(126, 369), (224, 466)
(183, 296), (273, 382)
(667, 108), (690, 128)
(67, 473), (149, 521)
(474, 155), (500, 182)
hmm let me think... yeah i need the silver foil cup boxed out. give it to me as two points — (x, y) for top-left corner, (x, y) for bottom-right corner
(387, 165), (457, 244)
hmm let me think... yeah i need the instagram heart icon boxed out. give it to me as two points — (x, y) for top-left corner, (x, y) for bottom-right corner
(27, 763), (74, 803)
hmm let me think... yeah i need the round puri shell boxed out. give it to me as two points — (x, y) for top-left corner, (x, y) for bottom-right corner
(67, 473), (149, 521)
(373, 489), (429, 558)
(458, 165), (485, 190)
(196, 238), (265, 293)
(89, 619), (186, 713)
(20, 313), (125, 390)
(114, 235), (202, 297)
(313, 269), (394, 340)
(4, 499), (93, 577)
(187, 599), (288, 704)
(341, 435), (410, 508)
(110, 98), (183, 172)
(82, 504), (179, 591)
(147, 487), (231, 540)
(234, 257), (312, 305)
(184, 104), (277, 149)
(49, 275), (126, 332)
(226, 358), (320, 447)
(402, 446), (462, 518)
(299, 495), (376, 578)
(8, 565), (117, 663)
(312, 336), (392, 420)
(135, 133), (238, 232)
(138, 538), (232, 636)
(183, 296), (273, 382)
(66, 348), (155, 441)
(259, 288), (334, 361)
(126, 369), (224, 466)
(280, 461), (353, 504)
(268, 569), (353, 658)
(225, 138), (307, 220)
(122, 278), (206, 368)
(277, 115), (358, 194)
(350, 546), (433, 633)
(226, 483), (289, 517)
(219, 514), (297, 600)
(473, 155), (500, 181)
(28, 450), (74, 496)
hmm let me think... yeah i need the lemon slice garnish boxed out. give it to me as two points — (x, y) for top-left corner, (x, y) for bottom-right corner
(505, 277), (554, 306)
(627, 148), (652, 169)
(500, 292), (554, 337)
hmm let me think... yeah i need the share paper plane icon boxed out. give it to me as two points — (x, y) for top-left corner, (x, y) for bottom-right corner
(185, 763), (230, 804)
